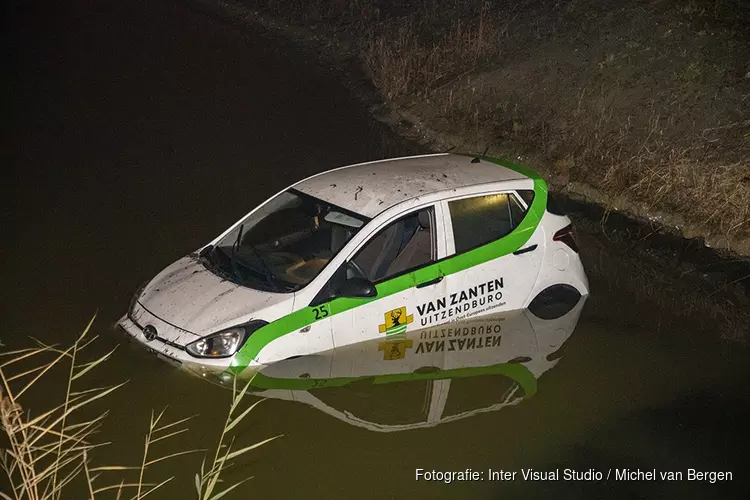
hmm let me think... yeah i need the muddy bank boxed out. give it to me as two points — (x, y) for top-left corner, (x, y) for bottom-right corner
(192, 0), (749, 257)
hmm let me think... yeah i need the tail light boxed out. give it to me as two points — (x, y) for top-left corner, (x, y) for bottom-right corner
(553, 224), (579, 253)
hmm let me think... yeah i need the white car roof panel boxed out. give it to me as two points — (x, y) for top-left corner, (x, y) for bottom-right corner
(293, 153), (529, 217)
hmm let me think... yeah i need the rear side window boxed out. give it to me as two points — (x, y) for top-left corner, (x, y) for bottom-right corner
(517, 189), (535, 208)
(449, 193), (527, 253)
(509, 195), (528, 228)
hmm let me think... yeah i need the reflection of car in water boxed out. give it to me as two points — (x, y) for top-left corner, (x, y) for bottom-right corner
(117, 153), (588, 380)
(244, 299), (585, 432)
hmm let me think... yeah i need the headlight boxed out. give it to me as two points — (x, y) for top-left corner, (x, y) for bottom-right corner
(185, 321), (267, 359)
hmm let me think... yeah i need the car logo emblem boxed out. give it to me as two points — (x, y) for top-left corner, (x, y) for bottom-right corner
(143, 325), (158, 342)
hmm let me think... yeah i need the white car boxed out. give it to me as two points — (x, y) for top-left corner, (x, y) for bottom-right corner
(118, 153), (589, 382)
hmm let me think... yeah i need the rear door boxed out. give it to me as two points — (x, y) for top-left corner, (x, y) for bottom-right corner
(435, 190), (543, 319)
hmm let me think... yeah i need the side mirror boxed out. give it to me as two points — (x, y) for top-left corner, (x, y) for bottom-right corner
(339, 277), (377, 298)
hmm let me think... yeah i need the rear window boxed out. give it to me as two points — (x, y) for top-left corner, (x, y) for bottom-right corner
(449, 193), (528, 253)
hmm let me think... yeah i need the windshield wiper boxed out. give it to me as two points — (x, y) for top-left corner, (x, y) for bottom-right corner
(249, 245), (281, 293)
(198, 245), (214, 267)
(231, 224), (280, 292)
(230, 224), (245, 282)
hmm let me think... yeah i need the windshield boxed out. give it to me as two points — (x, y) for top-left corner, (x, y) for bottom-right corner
(202, 190), (368, 292)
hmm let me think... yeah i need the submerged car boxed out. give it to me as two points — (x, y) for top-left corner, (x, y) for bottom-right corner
(117, 153), (588, 381)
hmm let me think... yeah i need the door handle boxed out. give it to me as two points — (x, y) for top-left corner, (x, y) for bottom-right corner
(417, 276), (443, 288)
(513, 244), (538, 256)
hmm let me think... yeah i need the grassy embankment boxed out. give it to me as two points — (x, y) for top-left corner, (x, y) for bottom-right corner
(233, 0), (749, 254)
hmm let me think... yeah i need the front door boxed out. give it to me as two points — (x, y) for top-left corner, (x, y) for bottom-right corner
(329, 204), (449, 377)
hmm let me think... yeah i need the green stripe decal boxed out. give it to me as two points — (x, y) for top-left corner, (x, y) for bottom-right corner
(249, 362), (538, 397)
(231, 156), (548, 373)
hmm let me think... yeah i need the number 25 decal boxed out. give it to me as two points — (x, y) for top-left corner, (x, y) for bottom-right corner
(312, 304), (330, 321)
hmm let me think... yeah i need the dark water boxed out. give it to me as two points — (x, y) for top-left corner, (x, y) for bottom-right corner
(7, 0), (749, 498)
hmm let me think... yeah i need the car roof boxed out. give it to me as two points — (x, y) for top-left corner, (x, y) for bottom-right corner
(293, 153), (533, 217)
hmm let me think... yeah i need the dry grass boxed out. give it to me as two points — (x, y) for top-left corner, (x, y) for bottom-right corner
(0, 316), (279, 500)
(363, 2), (498, 100)
(433, 83), (749, 244)
(603, 151), (750, 237)
(245, 0), (502, 99)
(593, 112), (750, 241)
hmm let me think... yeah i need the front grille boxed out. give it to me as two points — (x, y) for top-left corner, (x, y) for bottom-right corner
(128, 312), (186, 351)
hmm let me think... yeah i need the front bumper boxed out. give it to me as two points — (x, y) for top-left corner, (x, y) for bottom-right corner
(117, 313), (235, 380)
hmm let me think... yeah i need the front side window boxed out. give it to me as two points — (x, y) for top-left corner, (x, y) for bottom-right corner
(203, 190), (368, 292)
(347, 207), (435, 283)
(448, 193), (528, 254)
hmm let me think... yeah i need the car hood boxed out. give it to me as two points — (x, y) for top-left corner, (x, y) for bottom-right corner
(137, 254), (294, 335)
